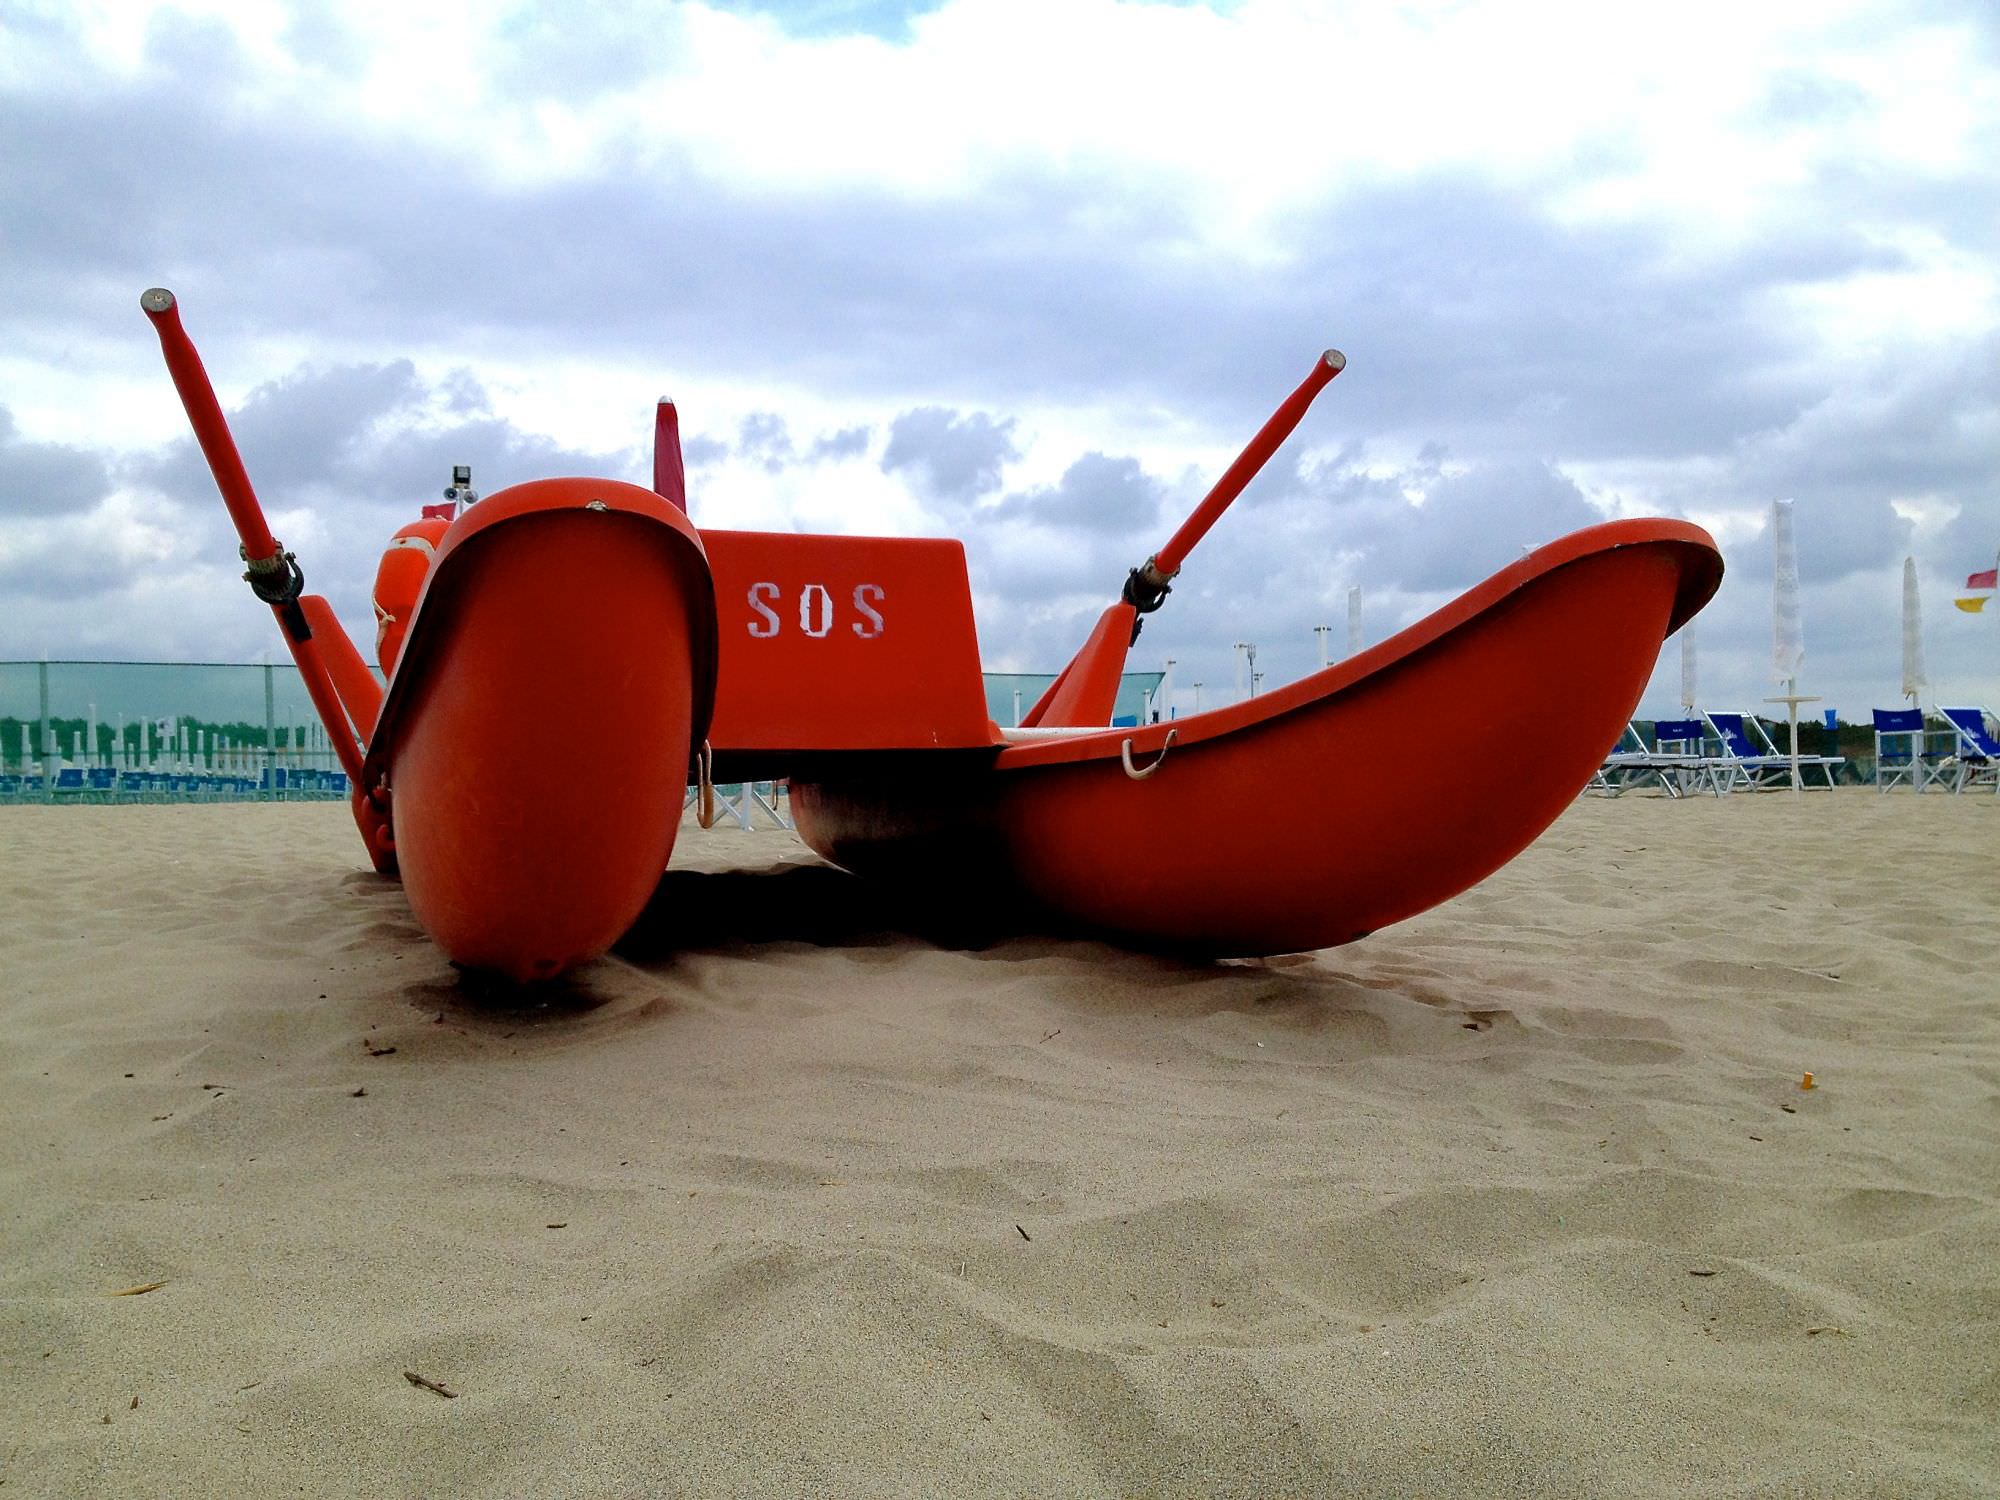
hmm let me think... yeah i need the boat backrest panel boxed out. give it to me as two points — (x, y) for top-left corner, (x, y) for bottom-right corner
(701, 529), (995, 754)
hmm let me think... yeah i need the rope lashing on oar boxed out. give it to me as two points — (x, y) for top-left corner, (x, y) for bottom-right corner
(241, 543), (311, 642)
(1121, 729), (1176, 780)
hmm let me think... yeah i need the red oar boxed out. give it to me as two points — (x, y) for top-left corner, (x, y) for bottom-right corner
(1127, 348), (1345, 616)
(1021, 349), (1346, 728)
(140, 287), (366, 784)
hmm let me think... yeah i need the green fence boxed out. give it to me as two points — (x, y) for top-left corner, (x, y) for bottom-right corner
(1, 661), (1173, 804)
(983, 671), (1164, 727)
(0, 660), (357, 802)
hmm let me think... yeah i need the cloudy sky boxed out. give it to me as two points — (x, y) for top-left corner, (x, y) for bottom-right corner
(2, 0), (1996, 720)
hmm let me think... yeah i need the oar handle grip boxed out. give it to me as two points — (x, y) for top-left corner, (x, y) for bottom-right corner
(140, 288), (283, 565)
(1151, 348), (1345, 578)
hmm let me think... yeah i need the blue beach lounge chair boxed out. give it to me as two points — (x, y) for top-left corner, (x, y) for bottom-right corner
(1706, 710), (1840, 790)
(1936, 706), (1999, 794)
(1872, 708), (1950, 793)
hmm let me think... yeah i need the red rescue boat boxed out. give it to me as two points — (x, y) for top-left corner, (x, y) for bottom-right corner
(791, 517), (1717, 953)
(143, 289), (1722, 980)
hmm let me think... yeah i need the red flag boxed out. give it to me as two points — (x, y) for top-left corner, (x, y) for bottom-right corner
(421, 502), (457, 522)
(1967, 566), (1998, 590)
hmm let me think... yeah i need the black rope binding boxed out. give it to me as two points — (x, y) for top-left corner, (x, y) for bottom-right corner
(1121, 558), (1173, 644)
(243, 544), (312, 643)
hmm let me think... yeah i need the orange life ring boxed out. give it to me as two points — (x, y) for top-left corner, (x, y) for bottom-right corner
(371, 516), (451, 675)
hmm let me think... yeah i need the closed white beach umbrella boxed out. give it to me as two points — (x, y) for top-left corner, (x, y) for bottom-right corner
(1346, 585), (1362, 656)
(1680, 619), (1698, 713)
(1901, 556), (1927, 706)
(1772, 499), (1803, 684)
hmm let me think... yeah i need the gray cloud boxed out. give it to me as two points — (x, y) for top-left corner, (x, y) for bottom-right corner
(994, 452), (1167, 535)
(1335, 457), (1606, 592)
(0, 408), (113, 518)
(881, 407), (1019, 505)
(1733, 500), (1916, 587)
(810, 425), (872, 461)
(2, 4), (1996, 717)
(0, 359), (639, 660)
(737, 412), (795, 471)
(683, 434), (730, 466)
(0, 28), (1959, 464)
(136, 360), (634, 528)
(141, 360), (425, 500)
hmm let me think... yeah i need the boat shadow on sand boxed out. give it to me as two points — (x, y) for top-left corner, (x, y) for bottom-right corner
(615, 860), (1064, 958)
(402, 860), (1046, 1024)
(429, 862), (1443, 1036)
(616, 861), (1396, 1012)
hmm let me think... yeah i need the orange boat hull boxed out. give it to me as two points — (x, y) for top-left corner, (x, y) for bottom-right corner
(366, 480), (716, 982)
(145, 292), (1728, 977)
(791, 520), (1722, 954)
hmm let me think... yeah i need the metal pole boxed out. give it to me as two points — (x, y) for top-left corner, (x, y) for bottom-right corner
(38, 658), (51, 799)
(1787, 677), (1802, 794)
(263, 663), (276, 799)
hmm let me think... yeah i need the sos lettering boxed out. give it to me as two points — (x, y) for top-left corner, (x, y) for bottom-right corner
(747, 583), (885, 639)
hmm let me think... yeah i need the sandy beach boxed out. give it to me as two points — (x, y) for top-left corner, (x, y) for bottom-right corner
(1, 791), (1995, 1497)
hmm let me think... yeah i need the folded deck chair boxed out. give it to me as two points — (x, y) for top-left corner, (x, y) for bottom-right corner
(1642, 718), (1729, 797)
(1936, 706), (2000, 794)
(1872, 708), (1951, 793)
(1590, 722), (1659, 796)
(1706, 710), (1841, 790)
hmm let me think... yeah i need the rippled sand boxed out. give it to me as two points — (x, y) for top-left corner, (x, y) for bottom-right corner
(2, 791), (1996, 1496)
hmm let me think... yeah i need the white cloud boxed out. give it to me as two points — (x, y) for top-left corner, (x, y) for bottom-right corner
(1, 0), (1997, 718)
